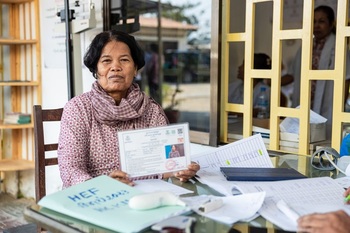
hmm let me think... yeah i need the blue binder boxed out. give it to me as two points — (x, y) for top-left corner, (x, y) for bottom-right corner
(220, 167), (307, 181)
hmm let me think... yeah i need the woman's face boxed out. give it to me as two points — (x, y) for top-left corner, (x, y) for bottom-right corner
(96, 40), (137, 100)
(313, 10), (333, 40)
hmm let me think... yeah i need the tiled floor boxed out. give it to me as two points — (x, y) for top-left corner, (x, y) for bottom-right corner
(0, 193), (35, 233)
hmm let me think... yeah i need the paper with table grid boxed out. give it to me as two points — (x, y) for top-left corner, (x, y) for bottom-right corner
(230, 176), (350, 232)
(193, 134), (273, 172)
(190, 135), (350, 231)
(191, 134), (274, 196)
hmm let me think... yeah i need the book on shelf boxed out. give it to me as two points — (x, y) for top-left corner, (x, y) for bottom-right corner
(0, 80), (30, 82)
(3, 112), (31, 124)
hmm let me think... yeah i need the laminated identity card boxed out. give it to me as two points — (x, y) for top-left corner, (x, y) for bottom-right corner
(118, 123), (191, 178)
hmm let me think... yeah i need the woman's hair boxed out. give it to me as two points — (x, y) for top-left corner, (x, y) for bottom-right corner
(254, 53), (271, 70)
(314, 5), (336, 34)
(83, 30), (145, 78)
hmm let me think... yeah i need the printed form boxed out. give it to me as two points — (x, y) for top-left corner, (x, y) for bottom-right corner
(189, 135), (350, 232)
(193, 134), (273, 171)
(191, 134), (273, 196)
(230, 176), (350, 232)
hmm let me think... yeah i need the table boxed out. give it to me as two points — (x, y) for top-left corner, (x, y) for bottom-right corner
(24, 152), (345, 233)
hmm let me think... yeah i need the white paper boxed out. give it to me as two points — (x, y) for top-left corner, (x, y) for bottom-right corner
(118, 123), (191, 177)
(229, 177), (350, 232)
(191, 135), (273, 195)
(192, 134), (273, 196)
(181, 192), (266, 225)
(280, 107), (327, 133)
(134, 179), (193, 196)
(335, 176), (350, 189)
(196, 171), (236, 196)
(193, 134), (273, 173)
(190, 143), (217, 157)
(276, 199), (300, 223)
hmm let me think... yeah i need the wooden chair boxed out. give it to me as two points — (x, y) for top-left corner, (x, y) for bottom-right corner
(33, 105), (63, 203)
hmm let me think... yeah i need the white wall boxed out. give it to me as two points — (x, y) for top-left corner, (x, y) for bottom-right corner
(38, 0), (103, 198)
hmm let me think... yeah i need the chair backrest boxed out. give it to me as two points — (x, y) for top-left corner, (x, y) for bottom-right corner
(33, 105), (63, 203)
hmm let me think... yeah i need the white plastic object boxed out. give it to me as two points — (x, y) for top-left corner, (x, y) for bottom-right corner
(128, 191), (186, 210)
(346, 164), (350, 177)
(338, 156), (350, 172)
(276, 199), (299, 223)
(198, 198), (224, 213)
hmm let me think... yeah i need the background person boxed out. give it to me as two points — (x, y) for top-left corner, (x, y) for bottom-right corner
(228, 53), (287, 117)
(145, 43), (161, 103)
(229, 53), (271, 106)
(57, 30), (200, 188)
(283, 5), (350, 139)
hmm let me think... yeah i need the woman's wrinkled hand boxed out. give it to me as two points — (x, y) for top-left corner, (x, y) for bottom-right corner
(109, 170), (135, 186)
(297, 210), (350, 233)
(173, 162), (200, 182)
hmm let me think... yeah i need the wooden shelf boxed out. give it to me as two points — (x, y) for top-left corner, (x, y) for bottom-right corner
(0, 159), (34, 172)
(0, 121), (33, 129)
(0, 38), (37, 45)
(0, 0), (33, 4)
(0, 81), (39, 86)
(0, 0), (40, 183)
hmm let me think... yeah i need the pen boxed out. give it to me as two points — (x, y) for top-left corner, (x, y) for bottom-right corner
(344, 195), (350, 203)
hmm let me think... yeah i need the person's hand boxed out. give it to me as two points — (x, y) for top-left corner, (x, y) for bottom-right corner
(344, 187), (350, 204)
(109, 170), (135, 186)
(297, 210), (350, 233)
(173, 162), (200, 182)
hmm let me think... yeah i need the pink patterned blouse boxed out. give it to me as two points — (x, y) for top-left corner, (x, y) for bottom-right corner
(58, 82), (168, 188)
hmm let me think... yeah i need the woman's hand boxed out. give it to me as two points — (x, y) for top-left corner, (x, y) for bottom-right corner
(297, 210), (350, 233)
(173, 162), (200, 182)
(109, 170), (135, 186)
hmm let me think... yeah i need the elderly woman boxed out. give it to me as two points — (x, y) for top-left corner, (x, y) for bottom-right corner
(58, 30), (200, 188)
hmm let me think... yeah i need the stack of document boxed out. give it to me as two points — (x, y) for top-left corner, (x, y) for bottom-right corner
(230, 177), (350, 232)
(192, 134), (350, 232)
